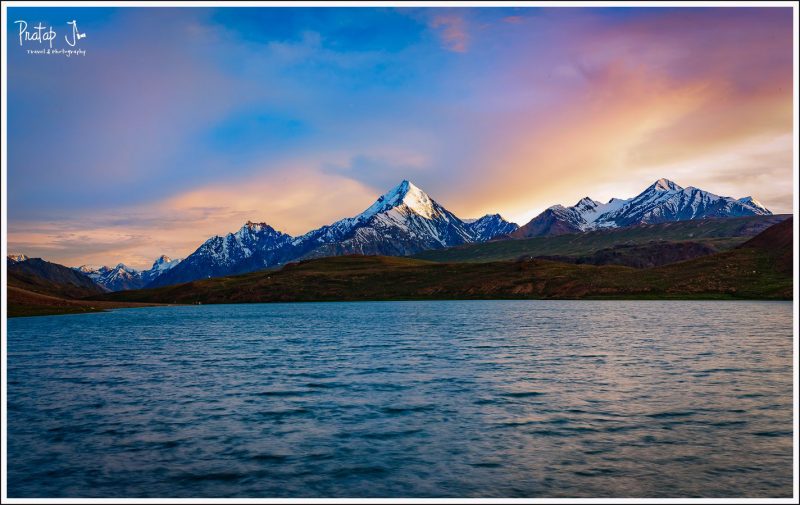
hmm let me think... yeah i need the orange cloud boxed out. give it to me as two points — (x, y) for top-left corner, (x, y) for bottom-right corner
(8, 163), (379, 269)
(432, 10), (794, 225)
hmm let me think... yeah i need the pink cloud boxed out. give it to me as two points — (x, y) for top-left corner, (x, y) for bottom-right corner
(430, 14), (468, 53)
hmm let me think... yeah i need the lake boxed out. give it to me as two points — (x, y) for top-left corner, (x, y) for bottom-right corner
(6, 300), (794, 497)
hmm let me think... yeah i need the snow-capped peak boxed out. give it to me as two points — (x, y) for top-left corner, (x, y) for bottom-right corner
(358, 180), (437, 220)
(113, 263), (138, 273)
(466, 213), (519, 241)
(7, 253), (29, 263)
(151, 254), (182, 272)
(739, 196), (768, 212)
(650, 178), (683, 192)
(243, 221), (266, 232)
(575, 197), (601, 211)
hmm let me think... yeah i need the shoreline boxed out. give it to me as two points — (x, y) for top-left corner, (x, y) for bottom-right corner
(10, 293), (792, 319)
(7, 286), (171, 318)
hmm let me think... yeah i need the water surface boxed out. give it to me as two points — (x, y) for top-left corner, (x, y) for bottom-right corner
(7, 300), (794, 497)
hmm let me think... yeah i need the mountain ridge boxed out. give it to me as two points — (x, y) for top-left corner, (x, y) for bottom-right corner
(18, 178), (773, 290)
(148, 180), (518, 288)
(94, 217), (793, 305)
(75, 255), (183, 291)
(513, 178), (771, 239)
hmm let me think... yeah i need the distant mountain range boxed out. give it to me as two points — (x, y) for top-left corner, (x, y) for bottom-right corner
(512, 178), (770, 238)
(8, 215), (791, 316)
(148, 180), (518, 288)
(8, 257), (108, 299)
(74, 255), (182, 291)
(8, 178), (773, 291)
(97, 217), (793, 306)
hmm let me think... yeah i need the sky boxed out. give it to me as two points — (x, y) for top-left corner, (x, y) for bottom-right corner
(6, 6), (795, 269)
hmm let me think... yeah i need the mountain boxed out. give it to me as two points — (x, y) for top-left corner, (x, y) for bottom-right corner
(97, 216), (792, 305)
(148, 180), (504, 287)
(8, 256), (167, 317)
(513, 178), (771, 238)
(415, 214), (789, 264)
(141, 255), (182, 284)
(76, 264), (142, 291)
(65, 178), (773, 289)
(465, 214), (519, 241)
(510, 205), (586, 237)
(147, 222), (292, 288)
(294, 180), (476, 260)
(594, 179), (772, 228)
(8, 257), (108, 299)
(76, 255), (183, 291)
(7, 253), (29, 264)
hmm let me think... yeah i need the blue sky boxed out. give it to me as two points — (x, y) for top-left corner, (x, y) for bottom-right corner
(6, 6), (794, 268)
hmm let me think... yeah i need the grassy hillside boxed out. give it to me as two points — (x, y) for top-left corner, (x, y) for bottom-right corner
(533, 240), (720, 269)
(414, 214), (789, 263)
(8, 258), (107, 299)
(97, 217), (792, 304)
(8, 286), (163, 318)
(6, 258), (165, 318)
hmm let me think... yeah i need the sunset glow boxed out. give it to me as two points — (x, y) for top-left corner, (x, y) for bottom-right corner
(7, 6), (794, 268)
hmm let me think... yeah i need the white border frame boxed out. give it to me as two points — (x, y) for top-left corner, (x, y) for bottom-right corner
(1, 1), (797, 504)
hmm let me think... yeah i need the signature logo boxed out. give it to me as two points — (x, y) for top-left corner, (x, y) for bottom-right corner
(14, 19), (87, 57)
(65, 20), (87, 46)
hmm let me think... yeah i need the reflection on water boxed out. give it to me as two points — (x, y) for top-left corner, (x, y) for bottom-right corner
(7, 300), (793, 497)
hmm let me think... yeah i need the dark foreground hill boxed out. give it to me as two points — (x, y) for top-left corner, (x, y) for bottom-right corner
(7, 258), (163, 317)
(8, 258), (107, 299)
(533, 240), (720, 269)
(738, 214), (792, 274)
(97, 217), (793, 304)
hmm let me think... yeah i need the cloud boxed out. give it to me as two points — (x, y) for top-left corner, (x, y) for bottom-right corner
(6, 7), (793, 267)
(8, 158), (381, 269)
(321, 150), (431, 191)
(430, 14), (468, 53)
(414, 7), (794, 224)
(503, 16), (525, 24)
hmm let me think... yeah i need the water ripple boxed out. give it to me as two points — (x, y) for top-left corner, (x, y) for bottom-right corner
(7, 300), (793, 498)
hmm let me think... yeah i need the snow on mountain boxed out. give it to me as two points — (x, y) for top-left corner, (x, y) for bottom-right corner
(573, 197), (629, 227)
(69, 177), (773, 288)
(75, 265), (110, 283)
(151, 255), (181, 273)
(141, 255), (182, 284)
(75, 256), (184, 291)
(514, 178), (772, 238)
(104, 264), (142, 291)
(146, 180), (511, 287)
(466, 214), (519, 241)
(737, 196), (770, 214)
(294, 180), (475, 259)
(73, 263), (143, 291)
(360, 179), (439, 220)
(595, 179), (772, 228)
(7, 253), (29, 264)
(147, 222), (293, 288)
